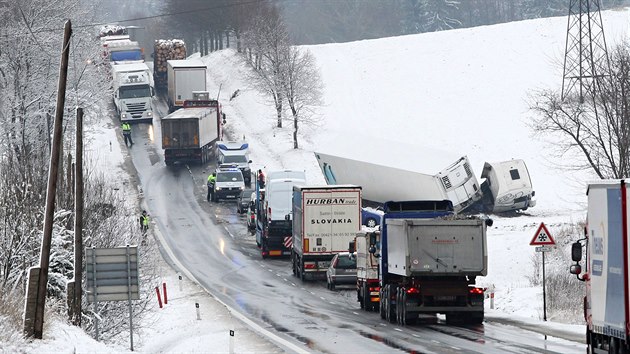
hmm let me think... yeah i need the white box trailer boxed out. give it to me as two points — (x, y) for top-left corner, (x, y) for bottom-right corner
(314, 152), (481, 213)
(291, 185), (362, 280)
(161, 99), (222, 166)
(570, 180), (630, 352)
(167, 59), (207, 112)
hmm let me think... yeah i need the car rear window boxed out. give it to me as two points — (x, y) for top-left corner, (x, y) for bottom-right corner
(336, 255), (356, 269)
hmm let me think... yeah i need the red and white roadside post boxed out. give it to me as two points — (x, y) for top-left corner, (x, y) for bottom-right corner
(529, 222), (557, 321)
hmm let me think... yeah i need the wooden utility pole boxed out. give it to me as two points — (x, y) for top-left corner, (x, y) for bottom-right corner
(68, 107), (84, 326)
(24, 19), (72, 339)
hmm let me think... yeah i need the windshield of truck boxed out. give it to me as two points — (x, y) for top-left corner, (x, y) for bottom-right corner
(110, 50), (142, 61)
(119, 85), (151, 99)
(223, 155), (248, 163)
(217, 171), (243, 183)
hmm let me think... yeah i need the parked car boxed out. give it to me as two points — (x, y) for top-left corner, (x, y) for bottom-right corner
(326, 252), (357, 290)
(237, 188), (254, 214)
(361, 207), (383, 228)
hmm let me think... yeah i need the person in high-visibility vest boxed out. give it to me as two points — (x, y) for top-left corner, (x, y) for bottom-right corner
(207, 172), (216, 202)
(140, 210), (149, 234)
(122, 122), (133, 147)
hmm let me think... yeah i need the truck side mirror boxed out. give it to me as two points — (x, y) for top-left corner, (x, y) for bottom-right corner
(485, 218), (493, 227)
(369, 232), (377, 246)
(222, 112), (227, 124)
(569, 264), (582, 275)
(571, 242), (582, 262)
(368, 246), (376, 254)
(151, 87), (155, 97)
(348, 241), (355, 254)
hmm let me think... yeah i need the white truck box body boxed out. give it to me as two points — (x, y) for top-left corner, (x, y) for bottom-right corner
(265, 178), (306, 222)
(385, 218), (487, 277)
(293, 186), (362, 255)
(161, 107), (218, 149)
(586, 181), (629, 337)
(167, 60), (207, 109)
(481, 159), (536, 213)
(315, 152), (481, 213)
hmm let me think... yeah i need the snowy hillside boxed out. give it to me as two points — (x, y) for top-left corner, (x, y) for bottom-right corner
(201, 8), (630, 324)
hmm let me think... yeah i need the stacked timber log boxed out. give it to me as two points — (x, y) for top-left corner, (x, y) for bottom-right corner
(153, 39), (187, 89)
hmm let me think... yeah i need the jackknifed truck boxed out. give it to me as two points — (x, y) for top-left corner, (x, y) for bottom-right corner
(570, 180), (630, 353)
(161, 92), (223, 166)
(292, 185), (362, 280)
(374, 200), (490, 325)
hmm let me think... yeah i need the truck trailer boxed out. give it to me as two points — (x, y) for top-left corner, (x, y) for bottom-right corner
(570, 180), (630, 353)
(315, 152), (482, 213)
(111, 62), (154, 122)
(315, 152), (535, 214)
(376, 200), (489, 325)
(167, 59), (207, 113)
(291, 185), (362, 280)
(161, 93), (222, 166)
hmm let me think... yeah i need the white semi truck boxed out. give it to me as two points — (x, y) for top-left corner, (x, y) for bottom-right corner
(315, 152), (482, 213)
(314, 152), (535, 214)
(111, 63), (155, 123)
(291, 185), (362, 280)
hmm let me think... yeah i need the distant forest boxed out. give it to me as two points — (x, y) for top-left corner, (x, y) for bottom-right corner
(281, 0), (630, 44)
(94, 0), (630, 47)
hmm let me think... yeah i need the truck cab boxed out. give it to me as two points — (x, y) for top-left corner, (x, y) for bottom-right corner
(216, 141), (252, 185)
(112, 63), (155, 122)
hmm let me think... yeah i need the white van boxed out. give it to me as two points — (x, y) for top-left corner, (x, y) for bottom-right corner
(266, 169), (306, 185)
(265, 178), (305, 221)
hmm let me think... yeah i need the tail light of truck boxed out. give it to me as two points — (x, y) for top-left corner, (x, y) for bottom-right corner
(304, 263), (316, 269)
(406, 287), (420, 295)
(368, 286), (380, 292)
(469, 287), (484, 295)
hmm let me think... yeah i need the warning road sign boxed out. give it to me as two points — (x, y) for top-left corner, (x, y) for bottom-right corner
(530, 222), (556, 246)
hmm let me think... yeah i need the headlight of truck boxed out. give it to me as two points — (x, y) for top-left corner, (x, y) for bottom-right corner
(147, 111), (152, 117)
(239, 186), (244, 190)
(121, 113), (127, 119)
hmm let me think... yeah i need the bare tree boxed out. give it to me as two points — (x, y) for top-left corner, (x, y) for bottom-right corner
(281, 47), (323, 149)
(241, 7), (289, 128)
(529, 42), (630, 179)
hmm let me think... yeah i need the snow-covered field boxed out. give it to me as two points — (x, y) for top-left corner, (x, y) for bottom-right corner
(18, 7), (630, 352)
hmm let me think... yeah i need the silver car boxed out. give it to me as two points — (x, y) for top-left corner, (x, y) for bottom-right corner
(326, 252), (357, 290)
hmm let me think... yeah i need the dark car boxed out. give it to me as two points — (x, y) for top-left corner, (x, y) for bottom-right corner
(326, 252), (357, 290)
(237, 188), (255, 214)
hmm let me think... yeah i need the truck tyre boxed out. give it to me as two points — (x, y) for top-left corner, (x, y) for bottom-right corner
(299, 258), (305, 281)
(362, 283), (370, 311)
(469, 311), (484, 325)
(386, 285), (396, 324)
(379, 288), (386, 319)
(291, 252), (297, 276)
(359, 285), (364, 309)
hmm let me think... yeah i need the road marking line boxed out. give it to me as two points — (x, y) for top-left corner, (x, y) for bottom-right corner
(394, 328), (403, 332)
(352, 312), (359, 315)
(411, 334), (420, 338)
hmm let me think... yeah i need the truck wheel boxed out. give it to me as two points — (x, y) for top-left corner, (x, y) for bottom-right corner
(362, 283), (370, 311)
(359, 286), (364, 309)
(469, 311), (484, 325)
(379, 288), (386, 319)
(386, 285), (396, 324)
(299, 258), (305, 281)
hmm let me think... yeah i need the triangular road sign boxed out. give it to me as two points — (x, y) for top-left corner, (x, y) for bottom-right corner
(530, 222), (556, 246)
